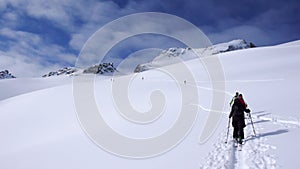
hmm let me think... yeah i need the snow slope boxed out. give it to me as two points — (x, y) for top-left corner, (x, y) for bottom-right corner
(0, 41), (299, 169)
(276, 40), (300, 47)
(0, 76), (71, 100)
(201, 43), (300, 169)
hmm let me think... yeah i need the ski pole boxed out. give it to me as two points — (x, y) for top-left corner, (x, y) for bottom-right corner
(248, 112), (256, 136)
(225, 117), (230, 143)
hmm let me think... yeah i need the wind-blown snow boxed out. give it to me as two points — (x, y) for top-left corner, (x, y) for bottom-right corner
(0, 40), (299, 169)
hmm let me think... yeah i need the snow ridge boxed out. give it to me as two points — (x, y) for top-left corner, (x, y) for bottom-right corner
(135, 39), (255, 73)
(205, 39), (254, 54)
(42, 63), (117, 77)
(42, 67), (78, 77)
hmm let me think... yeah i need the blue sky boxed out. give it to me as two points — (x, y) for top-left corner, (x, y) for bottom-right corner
(0, 0), (299, 77)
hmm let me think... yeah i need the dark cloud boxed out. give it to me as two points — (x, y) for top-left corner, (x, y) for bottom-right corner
(123, 0), (300, 45)
(110, 0), (130, 8)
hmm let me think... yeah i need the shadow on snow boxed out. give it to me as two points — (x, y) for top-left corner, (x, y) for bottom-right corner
(247, 129), (289, 142)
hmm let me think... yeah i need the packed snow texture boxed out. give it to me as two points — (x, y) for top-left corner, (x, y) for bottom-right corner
(0, 40), (299, 169)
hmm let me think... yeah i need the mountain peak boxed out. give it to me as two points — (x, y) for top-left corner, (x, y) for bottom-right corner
(42, 63), (117, 77)
(134, 39), (256, 73)
(211, 39), (255, 53)
(0, 70), (16, 79)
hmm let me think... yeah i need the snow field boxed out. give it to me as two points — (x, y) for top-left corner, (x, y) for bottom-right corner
(0, 41), (299, 168)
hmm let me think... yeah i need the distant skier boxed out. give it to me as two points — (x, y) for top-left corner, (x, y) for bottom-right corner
(229, 92), (239, 107)
(229, 95), (250, 144)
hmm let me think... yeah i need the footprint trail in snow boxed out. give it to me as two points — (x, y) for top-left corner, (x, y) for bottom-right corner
(199, 111), (299, 169)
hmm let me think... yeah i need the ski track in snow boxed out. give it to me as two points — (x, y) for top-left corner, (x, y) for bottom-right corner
(200, 111), (300, 169)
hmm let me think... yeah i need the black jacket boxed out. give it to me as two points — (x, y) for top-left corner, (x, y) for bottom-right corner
(229, 99), (250, 128)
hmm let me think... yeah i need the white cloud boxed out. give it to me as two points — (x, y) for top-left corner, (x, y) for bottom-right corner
(0, 52), (62, 77)
(0, 28), (75, 62)
(2, 11), (18, 22)
(69, 1), (128, 51)
(2, 0), (207, 77)
(56, 53), (77, 65)
(3, 0), (75, 31)
(0, 1), (6, 10)
(0, 28), (76, 77)
(75, 12), (212, 68)
(0, 28), (41, 44)
(1, 0), (127, 77)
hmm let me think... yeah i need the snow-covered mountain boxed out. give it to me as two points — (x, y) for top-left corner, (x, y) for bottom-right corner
(135, 39), (255, 72)
(0, 40), (299, 169)
(207, 39), (255, 54)
(42, 63), (117, 77)
(0, 70), (16, 79)
(83, 62), (116, 74)
(42, 67), (78, 77)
